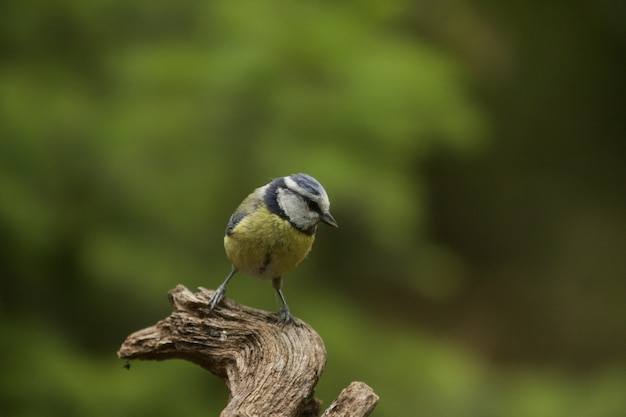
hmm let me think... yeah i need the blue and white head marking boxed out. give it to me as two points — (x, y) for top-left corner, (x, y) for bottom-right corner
(284, 173), (331, 213)
(264, 173), (332, 234)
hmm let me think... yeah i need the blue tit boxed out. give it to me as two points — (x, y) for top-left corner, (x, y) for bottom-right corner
(209, 173), (338, 323)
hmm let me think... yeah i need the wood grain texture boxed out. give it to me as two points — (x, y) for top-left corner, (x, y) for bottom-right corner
(118, 285), (378, 417)
(321, 382), (380, 417)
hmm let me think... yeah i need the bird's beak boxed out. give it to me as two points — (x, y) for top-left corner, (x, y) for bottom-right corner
(321, 212), (338, 228)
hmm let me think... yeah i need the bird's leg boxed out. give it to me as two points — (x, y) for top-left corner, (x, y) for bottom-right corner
(272, 277), (293, 323)
(209, 266), (237, 311)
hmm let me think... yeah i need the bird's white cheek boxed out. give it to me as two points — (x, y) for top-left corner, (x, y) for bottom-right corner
(277, 190), (300, 217)
(277, 190), (317, 230)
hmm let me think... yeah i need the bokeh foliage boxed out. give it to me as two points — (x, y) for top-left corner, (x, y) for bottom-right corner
(1, 0), (624, 416)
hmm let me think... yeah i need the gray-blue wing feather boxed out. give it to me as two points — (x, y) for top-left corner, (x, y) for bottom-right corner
(225, 212), (246, 235)
(224, 188), (265, 235)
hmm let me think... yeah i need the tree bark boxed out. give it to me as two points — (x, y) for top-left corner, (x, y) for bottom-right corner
(118, 285), (378, 417)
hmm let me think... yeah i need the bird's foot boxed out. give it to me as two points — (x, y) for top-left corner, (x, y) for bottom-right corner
(277, 305), (293, 325)
(208, 286), (226, 311)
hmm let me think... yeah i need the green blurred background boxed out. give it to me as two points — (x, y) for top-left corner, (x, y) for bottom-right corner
(1, 0), (624, 416)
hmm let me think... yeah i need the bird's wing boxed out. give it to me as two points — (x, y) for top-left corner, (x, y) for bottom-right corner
(225, 186), (266, 235)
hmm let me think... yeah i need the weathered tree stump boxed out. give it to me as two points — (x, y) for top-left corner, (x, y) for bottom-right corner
(118, 285), (378, 417)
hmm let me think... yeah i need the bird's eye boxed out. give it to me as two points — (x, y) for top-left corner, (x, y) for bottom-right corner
(307, 200), (319, 212)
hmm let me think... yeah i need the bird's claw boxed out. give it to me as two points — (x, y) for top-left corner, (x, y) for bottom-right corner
(209, 286), (226, 311)
(277, 306), (293, 324)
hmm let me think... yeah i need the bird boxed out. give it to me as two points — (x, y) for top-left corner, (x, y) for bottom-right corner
(209, 173), (338, 323)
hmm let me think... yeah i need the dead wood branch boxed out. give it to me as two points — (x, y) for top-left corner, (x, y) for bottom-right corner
(118, 285), (378, 417)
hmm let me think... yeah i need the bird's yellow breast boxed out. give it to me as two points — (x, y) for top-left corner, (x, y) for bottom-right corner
(224, 206), (315, 279)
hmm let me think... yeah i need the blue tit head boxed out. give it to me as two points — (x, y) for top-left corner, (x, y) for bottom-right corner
(264, 173), (338, 234)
